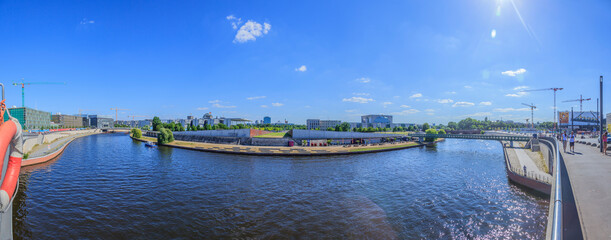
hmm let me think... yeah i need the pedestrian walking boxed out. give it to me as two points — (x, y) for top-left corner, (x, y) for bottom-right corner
(562, 132), (567, 153)
(603, 131), (608, 155)
(569, 132), (575, 152)
(523, 165), (527, 176)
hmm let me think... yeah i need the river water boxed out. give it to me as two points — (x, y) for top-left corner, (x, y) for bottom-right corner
(13, 134), (548, 239)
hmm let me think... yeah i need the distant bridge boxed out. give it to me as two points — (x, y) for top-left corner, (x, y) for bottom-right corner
(409, 133), (531, 142)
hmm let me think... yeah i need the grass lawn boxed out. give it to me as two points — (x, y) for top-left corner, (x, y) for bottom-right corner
(253, 132), (288, 138)
(348, 142), (419, 152)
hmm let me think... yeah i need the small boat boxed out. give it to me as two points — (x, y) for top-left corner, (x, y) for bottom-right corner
(145, 141), (157, 148)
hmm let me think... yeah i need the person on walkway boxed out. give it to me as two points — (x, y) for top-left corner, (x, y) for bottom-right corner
(523, 165), (527, 176)
(569, 132), (575, 152)
(562, 131), (567, 153)
(603, 131), (608, 155)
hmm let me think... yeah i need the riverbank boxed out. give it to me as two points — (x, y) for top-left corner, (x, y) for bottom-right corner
(501, 140), (552, 195)
(21, 129), (104, 167)
(131, 134), (444, 156)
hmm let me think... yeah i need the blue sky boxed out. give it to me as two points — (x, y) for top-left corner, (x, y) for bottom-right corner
(0, 0), (610, 124)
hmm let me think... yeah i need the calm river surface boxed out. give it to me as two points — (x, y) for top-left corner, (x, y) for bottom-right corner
(13, 134), (548, 239)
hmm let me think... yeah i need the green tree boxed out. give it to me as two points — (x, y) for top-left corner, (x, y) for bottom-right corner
(422, 123), (430, 131)
(157, 127), (175, 144)
(438, 129), (446, 134)
(152, 117), (162, 131)
(447, 121), (458, 130)
(217, 123), (228, 129)
(326, 127), (334, 131)
(425, 128), (438, 142)
(131, 128), (142, 138)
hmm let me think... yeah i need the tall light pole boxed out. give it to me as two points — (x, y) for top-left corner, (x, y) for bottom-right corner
(600, 76), (604, 153)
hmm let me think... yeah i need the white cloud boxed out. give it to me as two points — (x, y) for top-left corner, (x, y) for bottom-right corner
(505, 92), (528, 98)
(345, 109), (356, 113)
(213, 103), (236, 108)
(392, 109), (421, 115)
(446, 91), (457, 94)
(260, 105), (269, 108)
(493, 107), (532, 112)
(342, 97), (375, 103)
(400, 105), (411, 108)
(502, 68), (527, 77)
(197, 107), (209, 110)
(353, 92), (370, 96)
(479, 101), (492, 106)
(356, 77), (371, 83)
(263, 23), (271, 34)
(464, 85), (472, 89)
(304, 105), (311, 108)
(295, 65), (307, 72)
(436, 99), (454, 104)
(409, 93), (423, 99)
(425, 109), (435, 112)
(80, 18), (95, 25)
(271, 102), (284, 107)
(208, 100), (221, 103)
(513, 86), (529, 91)
(468, 112), (492, 117)
(383, 102), (393, 108)
(233, 20), (271, 43)
(453, 101), (475, 107)
(226, 15), (242, 29)
(246, 96), (266, 100)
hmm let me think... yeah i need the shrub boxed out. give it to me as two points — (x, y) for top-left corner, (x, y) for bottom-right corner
(157, 127), (175, 144)
(131, 128), (142, 138)
(438, 129), (447, 134)
(425, 128), (438, 142)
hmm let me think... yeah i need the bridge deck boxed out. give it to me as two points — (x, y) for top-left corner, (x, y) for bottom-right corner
(561, 142), (611, 239)
(409, 134), (531, 141)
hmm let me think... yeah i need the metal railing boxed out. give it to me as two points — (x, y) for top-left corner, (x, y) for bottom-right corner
(550, 137), (562, 240)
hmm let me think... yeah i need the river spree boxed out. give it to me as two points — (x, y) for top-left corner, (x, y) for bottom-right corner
(14, 134), (548, 239)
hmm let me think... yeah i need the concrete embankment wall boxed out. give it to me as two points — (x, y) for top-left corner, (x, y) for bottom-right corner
(502, 142), (552, 195)
(23, 129), (99, 154)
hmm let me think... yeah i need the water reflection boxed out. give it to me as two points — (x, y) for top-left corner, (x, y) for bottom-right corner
(13, 135), (548, 239)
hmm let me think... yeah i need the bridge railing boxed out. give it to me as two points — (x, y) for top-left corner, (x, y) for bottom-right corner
(408, 133), (531, 141)
(549, 137), (563, 240)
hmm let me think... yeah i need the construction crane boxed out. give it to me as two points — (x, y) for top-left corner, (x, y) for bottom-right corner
(110, 108), (129, 121)
(522, 103), (536, 128)
(562, 94), (591, 112)
(12, 79), (66, 107)
(521, 87), (563, 129)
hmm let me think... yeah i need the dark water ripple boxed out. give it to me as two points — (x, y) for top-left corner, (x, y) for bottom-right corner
(13, 134), (548, 239)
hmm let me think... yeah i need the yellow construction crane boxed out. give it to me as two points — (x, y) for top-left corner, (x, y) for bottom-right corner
(12, 79), (66, 107)
(110, 108), (129, 121)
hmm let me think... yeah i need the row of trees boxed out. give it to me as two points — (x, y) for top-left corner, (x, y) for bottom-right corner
(151, 116), (308, 132)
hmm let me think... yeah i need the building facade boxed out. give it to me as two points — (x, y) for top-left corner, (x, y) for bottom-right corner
(4, 107), (52, 130)
(263, 116), (271, 124)
(89, 115), (114, 128)
(361, 114), (393, 128)
(52, 114), (83, 127)
(306, 119), (341, 130)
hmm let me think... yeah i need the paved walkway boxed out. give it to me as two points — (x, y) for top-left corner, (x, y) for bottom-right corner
(504, 144), (552, 184)
(561, 142), (611, 239)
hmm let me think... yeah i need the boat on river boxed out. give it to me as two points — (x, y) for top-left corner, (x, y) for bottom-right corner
(145, 141), (157, 148)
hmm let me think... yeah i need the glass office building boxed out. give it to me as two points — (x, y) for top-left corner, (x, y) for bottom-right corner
(3, 107), (52, 130)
